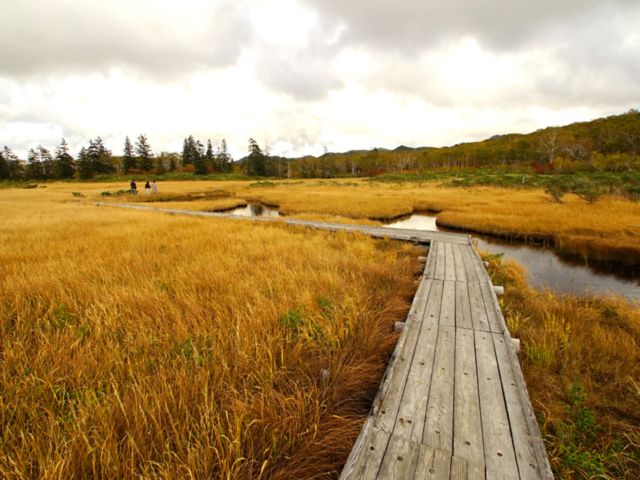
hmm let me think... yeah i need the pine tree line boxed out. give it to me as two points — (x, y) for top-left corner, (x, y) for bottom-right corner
(182, 136), (233, 174)
(1, 134), (236, 181)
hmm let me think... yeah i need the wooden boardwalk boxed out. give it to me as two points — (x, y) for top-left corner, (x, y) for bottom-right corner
(95, 202), (552, 479)
(339, 241), (553, 480)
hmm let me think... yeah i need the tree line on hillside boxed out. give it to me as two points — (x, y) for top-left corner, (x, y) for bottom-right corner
(283, 109), (640, 177)
(2, 110), (639, 181)
(0, 135), (235, 181)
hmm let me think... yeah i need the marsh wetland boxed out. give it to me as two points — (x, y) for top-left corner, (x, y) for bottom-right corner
(2, 177), (640, 479)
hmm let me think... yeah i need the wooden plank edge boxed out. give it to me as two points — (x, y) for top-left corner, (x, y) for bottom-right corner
(467, 249), (553, 478)
(340, 277), (433, 480)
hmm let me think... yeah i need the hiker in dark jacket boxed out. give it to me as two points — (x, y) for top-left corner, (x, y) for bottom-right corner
(130, 179), (137, 195)
(145, 181), (151, 195)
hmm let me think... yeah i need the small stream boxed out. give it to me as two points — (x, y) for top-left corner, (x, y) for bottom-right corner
(385, 213), (640, 302)
(231, 204), (280, 218)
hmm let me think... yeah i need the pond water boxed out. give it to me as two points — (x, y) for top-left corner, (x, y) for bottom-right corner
(231, 204), (280, 218)
(385, 214), (640, 301)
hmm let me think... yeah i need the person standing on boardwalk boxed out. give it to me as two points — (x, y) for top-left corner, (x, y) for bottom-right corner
(145, 180), (151, 194)
(130, 179), (137, 195)
(151, 180), (157, 194)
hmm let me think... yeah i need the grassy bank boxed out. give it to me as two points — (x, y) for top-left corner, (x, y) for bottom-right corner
(483, 252), (640, 478)
(14, 179), (640, 262)
(0, 188), (421, 479)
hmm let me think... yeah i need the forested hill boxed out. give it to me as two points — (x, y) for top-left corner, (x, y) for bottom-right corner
(284, 109), (640, 176)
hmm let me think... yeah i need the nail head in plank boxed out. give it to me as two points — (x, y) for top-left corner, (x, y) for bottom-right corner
(377, 434), (421, 480)
(414, 444), (452, 480)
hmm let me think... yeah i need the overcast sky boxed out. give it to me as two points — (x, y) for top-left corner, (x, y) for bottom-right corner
(1, 0), (639, 159)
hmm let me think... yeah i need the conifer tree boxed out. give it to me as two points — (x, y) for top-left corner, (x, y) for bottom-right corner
(55, 139), (75, 179)
(88, 137), (114, 174)
(38, 146), (53, 179)
(206, 139), (215, 171)
(0, 148), (9, 179)
(247, 138), (266, 176)
(219, 139), (232, 173)
(122, 136), (136, 173)
(194, 140), (207, 175)
(182, 136), (196, 165)
(3, 147), (23, 179)
(135, 134), (154, 172)
(26, 148), (43, 179)
(77, 147), (94, 179)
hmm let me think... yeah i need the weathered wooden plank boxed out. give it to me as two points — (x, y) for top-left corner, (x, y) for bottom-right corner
(423, 280), (444, 324)
(393, 318), (439, 442)
(339, 417), (377, 480)
(468, 248), (489, 283)
(485, 468), (518, 480)
(444, 243), (457, 282)
(450, 456), (485, 480)
(475, 333), (519, 477)
(493, 333), (544, 480)
(377, 434), (421, 480)
(421, 325), (456, 452)
(468, 282), (491, 332)
(425, 242), (438, 280)
(479, 281), (504, 334)
(460, 245), (480, 283)
(434, 242), (447, 280)
(414, 445), (452, 480)
(375, 281), (433, 433)
(455, 281), (474, 330)
(351, 427), (392, 480)
(452, 244), (468, 282)
(453, 328), (484, 467)
(439, 281), (457, 327)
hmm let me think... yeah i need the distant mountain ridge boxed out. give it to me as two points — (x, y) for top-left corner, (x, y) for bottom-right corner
(235, 144), (435, 163)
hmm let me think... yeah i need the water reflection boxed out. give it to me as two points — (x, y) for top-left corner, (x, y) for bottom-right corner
(385, 213), (640, 301)
(231, 204), (280, 218)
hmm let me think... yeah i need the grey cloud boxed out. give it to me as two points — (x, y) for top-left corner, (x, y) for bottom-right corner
(299, 0), (639, 54)
(0, 0), (251, 80)
(319, 3), (640, 112)
(254, 39), (344, 101)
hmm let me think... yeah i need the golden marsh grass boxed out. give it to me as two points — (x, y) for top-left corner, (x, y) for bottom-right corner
(60, 179), (640, 263)
(0, 186), (421, 479)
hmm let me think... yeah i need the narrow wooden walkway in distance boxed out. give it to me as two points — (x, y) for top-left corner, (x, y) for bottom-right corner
(93, 202), (471, 245)
(339, 241), (553, 480)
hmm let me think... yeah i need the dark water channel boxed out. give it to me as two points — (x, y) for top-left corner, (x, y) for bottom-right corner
(385, 213), (640, 302)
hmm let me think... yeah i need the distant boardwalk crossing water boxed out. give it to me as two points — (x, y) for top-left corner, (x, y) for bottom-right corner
(95, 202), (553, 479)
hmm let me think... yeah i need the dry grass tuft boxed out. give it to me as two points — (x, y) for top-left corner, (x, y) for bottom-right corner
(0, 187), (421, 479)
(484, 253), (640, 479)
